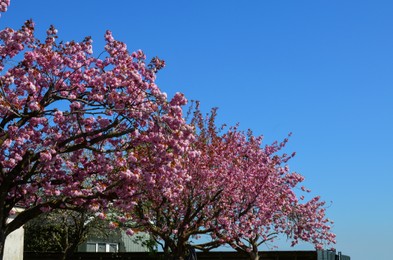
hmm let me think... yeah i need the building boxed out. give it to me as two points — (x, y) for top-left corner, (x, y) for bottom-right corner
(77, 230), (151, 253)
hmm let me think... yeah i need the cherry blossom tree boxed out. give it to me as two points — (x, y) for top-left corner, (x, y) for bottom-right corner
(186, 110), (336, 260)
(113, 104), (335, 260)
(0, 1), (193, 257)
(112, 105), (292, 259)
(215, 167), (336, 260)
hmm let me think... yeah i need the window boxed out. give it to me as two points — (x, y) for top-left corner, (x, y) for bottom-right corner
(86, 243), (96, 252)
(97, 243), (106, 252)
(86, 242), (119, 252)
(109, 244), (117, 252)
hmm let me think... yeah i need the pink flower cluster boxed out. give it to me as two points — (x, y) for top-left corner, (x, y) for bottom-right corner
(0, 0), (10, 13)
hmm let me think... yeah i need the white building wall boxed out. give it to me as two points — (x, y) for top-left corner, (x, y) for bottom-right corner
(4, 226), (24, 260)
(4, 207), (24, 260)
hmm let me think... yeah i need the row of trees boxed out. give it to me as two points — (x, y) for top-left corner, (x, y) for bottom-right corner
(0, 1), (335, 260)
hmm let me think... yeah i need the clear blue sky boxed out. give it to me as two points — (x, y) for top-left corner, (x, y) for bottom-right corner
(3, 1), (393, 259)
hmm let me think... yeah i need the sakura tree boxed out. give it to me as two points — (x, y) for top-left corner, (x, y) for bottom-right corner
(191, 113), (336, 260)
(214, 162), (336, 260)
(113, 104), (335, 260)
(0, 1), (193, 257)
(112, 105), (296, 259)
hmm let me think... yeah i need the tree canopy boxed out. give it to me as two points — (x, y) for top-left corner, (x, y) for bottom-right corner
(0, 1), (335, 260)
(0, 0), (193, 257)
(112, 106), (335, 260)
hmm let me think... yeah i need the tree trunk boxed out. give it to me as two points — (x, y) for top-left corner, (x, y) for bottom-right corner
(63, 244), (78, 260)
(171, 248), (186, 260)
(0, 229), (6, 260)
(166, 243), (187, 260)
(163, 241), (171, 260)
(174, 253), (186, 260)
(0, 244), (4, 260)
(248, 237), (260, 260)
(248, 251), (260, 260)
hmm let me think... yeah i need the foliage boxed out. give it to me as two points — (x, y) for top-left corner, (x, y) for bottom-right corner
(24, 209), (119, 260)
(217, 173), (336, 260)
(0, 0), (193, 257)
(110, 104), (334, 260)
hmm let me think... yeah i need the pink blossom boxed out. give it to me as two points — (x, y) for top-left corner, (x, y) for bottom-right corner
(70, 101), (82, 110)
(109, 222), (118, 230)
(0, 0), (10, 13)
(39, 151), (52, 162)
(97, 213), (106, 220)
(125, 229), (134, 236)
(28, 101), (40, 111)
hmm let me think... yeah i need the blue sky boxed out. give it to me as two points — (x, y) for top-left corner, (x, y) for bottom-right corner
(3, 1), (393, 259)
